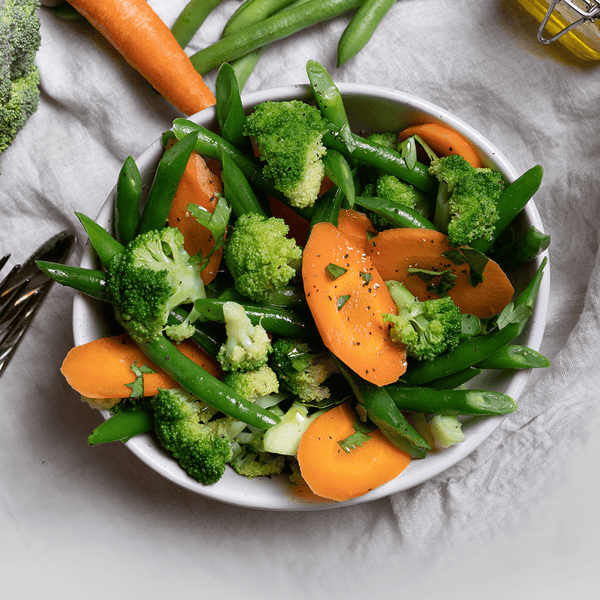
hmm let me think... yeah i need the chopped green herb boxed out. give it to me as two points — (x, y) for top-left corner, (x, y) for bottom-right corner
(338, 416), (377, 453)
(360, 271), (372, 284)
(125, 362), (157, 398)
(337, 294), (351, 310)
(442, 247), (489, 287)
(407, 267), (457, 296)
(326, 263), (348, 280)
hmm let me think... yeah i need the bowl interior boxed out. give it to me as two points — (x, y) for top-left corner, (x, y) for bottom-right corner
(72, 84), (550, 511)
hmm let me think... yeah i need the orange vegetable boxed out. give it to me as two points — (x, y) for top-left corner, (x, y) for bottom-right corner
(336, 208), (376, 252)
(398, 123), (484, 168)
(367, 228), (514, 318)
(297, 402), (411, 501)
(66, 0), (215, 115)
(302, 222), (407, 386)
(168, 150), (223, 285)
(61, 333), (221, 399)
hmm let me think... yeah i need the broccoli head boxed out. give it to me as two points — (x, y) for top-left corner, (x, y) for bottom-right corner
(1, 0), (41, 154)
(367, 131), (398, 150)
(229, 439), (286, 479)
(429, 154), (505, 247)
(106, 227), (206, 344)
(224, 213), (302, 302)
(270, 338), (336, 403)
(244, 99), (328, 209)
(383, 280), (462, 361)
(222, 364), (280, 400)
(216, 301), (273, 372)
(151, 388), (233, 485)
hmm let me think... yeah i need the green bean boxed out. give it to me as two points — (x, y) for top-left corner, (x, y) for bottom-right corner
(334, 357), (430, 458)
(75, 212), (126, 269)
(138, 335), (280, 429)
(113, 156), (141, 246)
(167, 307), (224, 357)
(189, 0), (362, 75)
(35, 261), (108, 301)
(306, 59), (351, 131)
(322, 150), (355, 207)
(470, 164), (544, 254)
(309, 185), (345, 232)
(337, 0), (398, 67)
(217, 145), (267, 217)
(171, 0), (223, 49)
(491, 226), (551, 272)
(354, 196), (437, 230)
(423, 367), (482, 390)
(323, 125), (439, 195)
(385, 386), (517, 416)
(194, 298), (316, 339)
(475, 344), (550, 369)
(138, 131), (199, 235)
(215, 63), (249, 151)
(88, 409), (154, 445)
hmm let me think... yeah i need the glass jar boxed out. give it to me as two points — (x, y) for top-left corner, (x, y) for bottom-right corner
(515, 0), (600, 61)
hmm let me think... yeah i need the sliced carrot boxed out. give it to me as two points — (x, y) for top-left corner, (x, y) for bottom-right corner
(302, 222), (407, 386)
(66, 0), (215, 115)
(167, 149), (223, 285)
(336, 208), (376, 252)
(61, 333), (221, 399)
(367, 228), (514, 318)
(297, 402), (411, 501)
(398, 123), (484, 168)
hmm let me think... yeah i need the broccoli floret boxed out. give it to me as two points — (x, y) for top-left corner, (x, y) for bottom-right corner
(382, 280), (462, 361)
(429, 154), (505, 247)
(229, 443), (286, 479)
(270, 338), (336, 403)
(151, 388), (233, 485)
(224, 213), (302, 302)
(106, 227), (206, 344)
(244, 100), (328, 209)
(367, 131), (398, 150)
(222, 364), (280, 400)
(216, 301), (272, 372)
(0, 0), (41, 153)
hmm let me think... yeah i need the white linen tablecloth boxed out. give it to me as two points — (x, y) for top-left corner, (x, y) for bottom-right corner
(1, 1), (599, 598)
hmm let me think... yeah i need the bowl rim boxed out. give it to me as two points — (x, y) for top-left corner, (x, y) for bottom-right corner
(72, 83), (550, 511)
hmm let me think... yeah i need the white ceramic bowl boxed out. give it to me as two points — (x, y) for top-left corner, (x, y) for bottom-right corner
(72, 84), (550, 511)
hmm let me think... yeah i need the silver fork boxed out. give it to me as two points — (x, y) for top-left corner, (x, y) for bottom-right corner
(0, 231), (77, 377)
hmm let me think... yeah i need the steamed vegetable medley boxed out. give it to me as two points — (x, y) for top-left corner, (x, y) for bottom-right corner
(41, 61), (550, 502)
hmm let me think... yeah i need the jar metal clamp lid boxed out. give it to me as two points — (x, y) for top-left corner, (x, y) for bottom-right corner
(538, 0), (600, 44)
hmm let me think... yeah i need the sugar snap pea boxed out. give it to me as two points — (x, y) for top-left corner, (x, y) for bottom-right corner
(189, 0), (362, 75)
(171, 0), (223, 49)
(88, 408), (154, 446)
(138, 131), (199, 235)
(75, 212), (126, 269)
(309, 185), (345, 232)
(322, 150), (355, 207)
(113, 156), (141, 246)
(337, 0), (398, 67)
(490, 225), (551, 272)
(215, 63), (249, 151)
(35, 261), (108, 301)
(306, 59), (351, 131)
(354, 196), (437, 230)
(475, 344), (550, 369)
(423, 367), (483, 390)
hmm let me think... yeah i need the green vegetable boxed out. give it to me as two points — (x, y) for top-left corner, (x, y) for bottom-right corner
(337, 0), (397, 67)
(224, 212), (302, 302)
(355, 195), (436, 231)
(222, 363), (280, 400)
(171, 0), (223, 49)
(75, 211), (126, 269)
(0, 0), (41, 154)
(490, 225), (551, 271)
(35, 261), (108, 301)
(113, 155), (142, 246)
(306, 59), (351, 131)
(475, 344), (551, 369)
(188, 0), (362, 75)
(215, 62), (249, 151)
(87, 407), (154, 445)
(383, 280), (463, 361)
(243, 99), (328, 209)
(429, 414), (465, 448)
(322, 149), (355, 207)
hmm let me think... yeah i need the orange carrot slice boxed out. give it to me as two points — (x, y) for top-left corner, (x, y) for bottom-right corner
(297, 402), (411, 501)
(168, 150), (223, 285)
(66, 0), (215, 116)
(302, 222), (407, 386)
(398, 123), (484, 168)
(336, 208), (376, 252)
(367, 228), (514, 318)
(61, 333), (221, 399)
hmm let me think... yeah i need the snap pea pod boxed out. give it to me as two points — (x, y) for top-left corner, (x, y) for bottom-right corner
(35, 261), (108, 301)
(194, 298), (316, 339)
(337, 0), (398, 67)
(322, 150), (355, 207)
(113, 156), (141, 246)
(334, 357), (430, 458)
(215, 63), (249, 151)
(323, 125), (439, 195)
(88, 408), (154, 446)
(469, 164), (544, 254)
(189, 0), (362, 75)
(171, 0), (223, 49)
(423, 367), (483, 390)
(309, 185), (345, 232)
(138, 131), (199, 235)
(354, 196), (437, 230)
(475, 344), (550, 369)
(490, 226), (551, 272)
(385, 386), (517, 416)
(306, 59), (351, 131)
(400, 258), (547, 386)
(138, 334), (280, 429)
(75, 212), (126, 269)
(217, 145), (267, 217)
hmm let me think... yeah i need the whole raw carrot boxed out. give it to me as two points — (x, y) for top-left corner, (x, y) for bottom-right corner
(66, 0), (215, 115)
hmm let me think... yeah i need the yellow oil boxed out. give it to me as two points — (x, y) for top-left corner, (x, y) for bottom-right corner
(515, 0), (600, 61)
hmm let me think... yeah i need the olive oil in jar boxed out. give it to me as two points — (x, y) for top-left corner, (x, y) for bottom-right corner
(515, 0), (600, 61)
